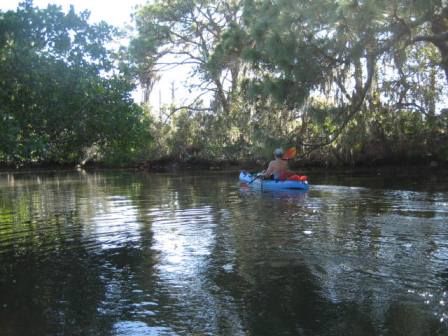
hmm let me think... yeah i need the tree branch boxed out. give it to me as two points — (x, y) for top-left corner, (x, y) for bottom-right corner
(299, 52), (377, 154)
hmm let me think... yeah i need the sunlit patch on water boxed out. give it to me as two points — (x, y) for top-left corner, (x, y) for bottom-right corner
(148, 206), (215, 278)
(90, 196), (141, 249)
(112, 321), (176, 336)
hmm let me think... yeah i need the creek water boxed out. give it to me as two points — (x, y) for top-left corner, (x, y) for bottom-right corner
(0, 169), (447, 335)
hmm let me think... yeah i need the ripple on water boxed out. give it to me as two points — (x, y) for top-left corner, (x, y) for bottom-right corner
(112, 321), (176, 336)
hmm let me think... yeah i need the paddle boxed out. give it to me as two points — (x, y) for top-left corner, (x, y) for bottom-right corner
(248, 173), (263, 184)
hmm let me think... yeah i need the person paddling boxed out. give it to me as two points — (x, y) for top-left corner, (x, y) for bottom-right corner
(260, 148), (292, 180)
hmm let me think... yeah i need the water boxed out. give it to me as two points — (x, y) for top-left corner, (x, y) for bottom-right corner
(0, 169), (447, 335)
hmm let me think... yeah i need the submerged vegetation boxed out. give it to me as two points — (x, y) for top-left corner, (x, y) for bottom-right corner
(1, 0), (447, 168)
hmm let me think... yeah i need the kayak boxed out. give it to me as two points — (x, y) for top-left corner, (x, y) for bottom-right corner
(239, 171), (309, 191)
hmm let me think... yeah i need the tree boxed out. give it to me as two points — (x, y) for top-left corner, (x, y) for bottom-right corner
(131, 0), (244, 116)
(236, 0), (447, 149)
(0, 1), (152, 166)
(129, 0), (447, 164)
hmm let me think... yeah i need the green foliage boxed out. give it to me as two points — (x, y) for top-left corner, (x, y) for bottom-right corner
(127, 0), (448, 166)
(0, 1), (152, 166)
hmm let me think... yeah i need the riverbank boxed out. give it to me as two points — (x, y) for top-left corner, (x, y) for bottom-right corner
(137, 158), (448, 175)
(1, 157), (446, 175)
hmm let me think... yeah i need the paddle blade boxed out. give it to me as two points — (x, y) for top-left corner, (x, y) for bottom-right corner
(283, 147), (297, 160)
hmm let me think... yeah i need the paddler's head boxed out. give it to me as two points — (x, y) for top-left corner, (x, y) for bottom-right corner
(274, 148), (283, 158)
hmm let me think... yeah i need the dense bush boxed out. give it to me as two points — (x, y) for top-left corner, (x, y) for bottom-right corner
(0, 1), (152, 167)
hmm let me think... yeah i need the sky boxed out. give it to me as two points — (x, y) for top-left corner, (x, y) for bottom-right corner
(0, 0), (193, 109)
(0, 0), (145, 26)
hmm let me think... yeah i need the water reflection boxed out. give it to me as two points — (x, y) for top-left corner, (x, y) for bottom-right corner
(0, 170), (447, 335)
(90, 196), (141, 250)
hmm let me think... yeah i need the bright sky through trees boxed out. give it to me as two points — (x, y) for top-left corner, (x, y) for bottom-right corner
(0, 0), (144, 26)
(0, 0), (191, 107)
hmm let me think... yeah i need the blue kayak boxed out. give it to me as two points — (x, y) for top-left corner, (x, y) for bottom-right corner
(239, 171), (309, 191)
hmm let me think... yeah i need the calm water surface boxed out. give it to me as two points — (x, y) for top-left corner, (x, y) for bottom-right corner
(0, 169), (448, 335)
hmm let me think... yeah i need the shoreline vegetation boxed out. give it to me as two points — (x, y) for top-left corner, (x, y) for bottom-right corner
(0, 157), (446, 174)
(1, 2), (447, 173)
